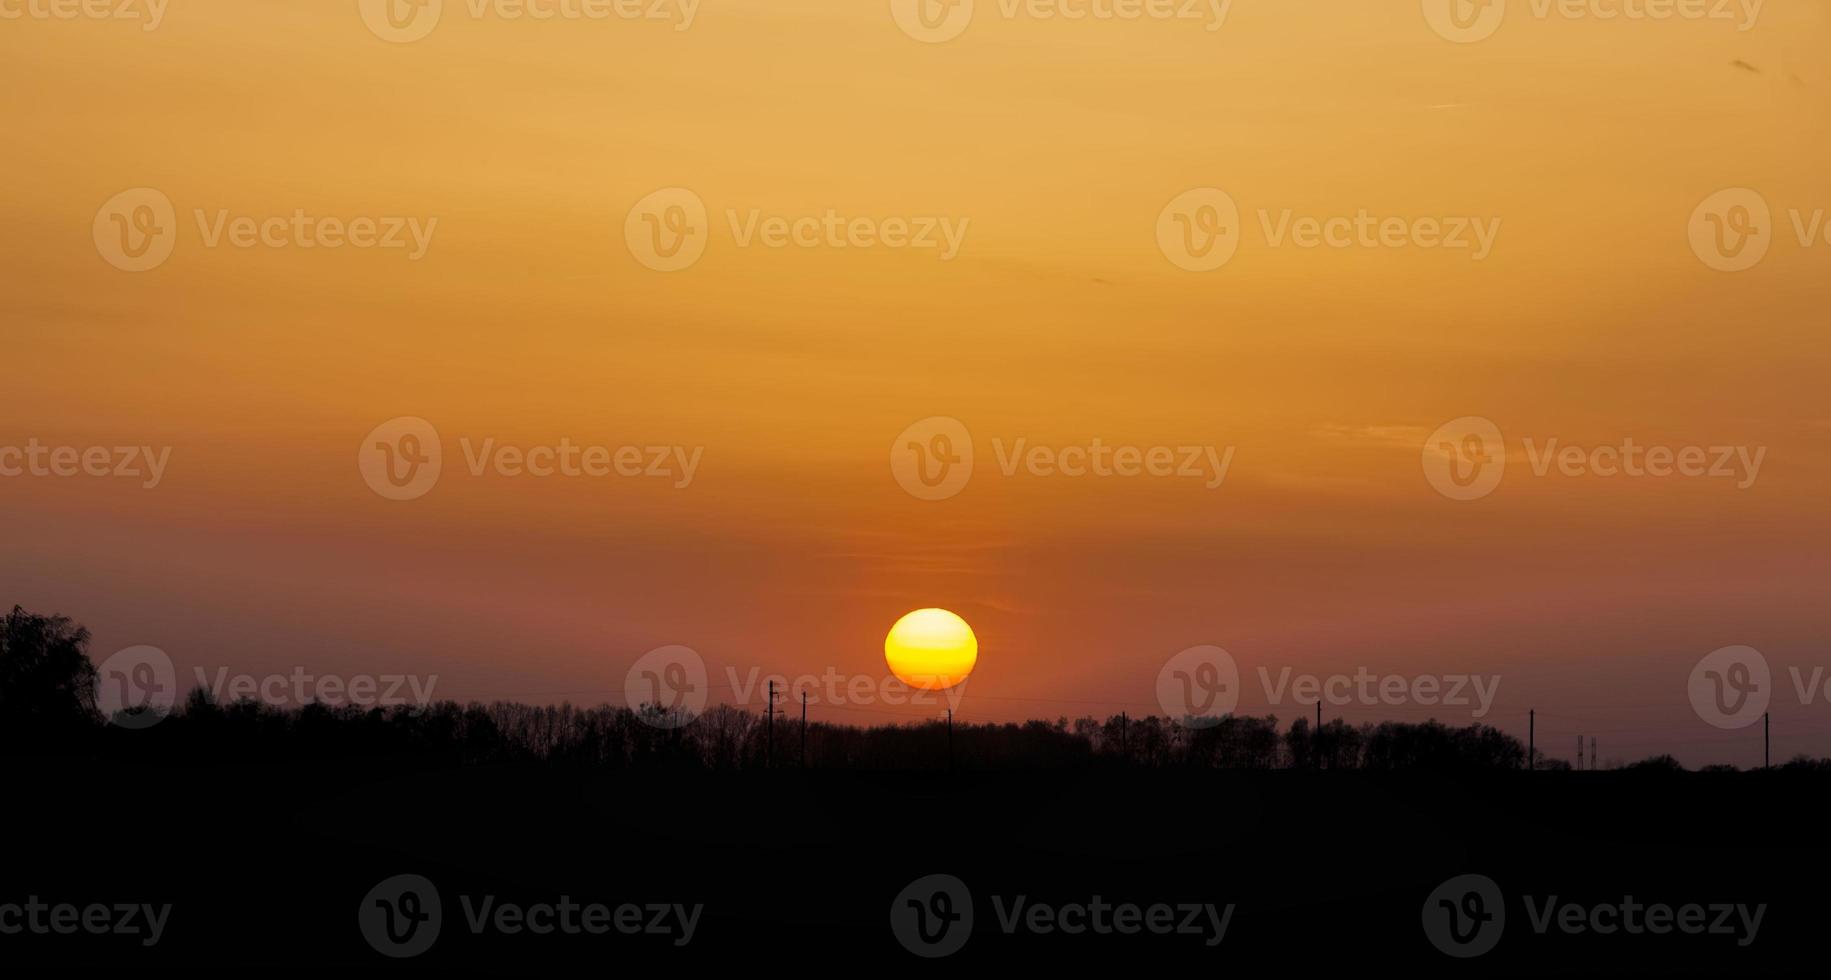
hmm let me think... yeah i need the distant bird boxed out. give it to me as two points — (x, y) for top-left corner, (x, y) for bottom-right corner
(1731, 59), (1762, 74)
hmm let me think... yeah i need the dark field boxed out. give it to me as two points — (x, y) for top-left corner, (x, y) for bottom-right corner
(10, 759), (1825, 974)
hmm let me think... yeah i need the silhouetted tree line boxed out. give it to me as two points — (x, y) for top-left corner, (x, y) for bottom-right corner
(1, 606), (1816, 772)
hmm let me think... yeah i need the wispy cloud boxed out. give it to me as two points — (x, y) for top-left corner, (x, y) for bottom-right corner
(1311, 423), (1432, 449)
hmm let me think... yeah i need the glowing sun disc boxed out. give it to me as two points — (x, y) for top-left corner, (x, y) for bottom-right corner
(884, 608), (978, 691)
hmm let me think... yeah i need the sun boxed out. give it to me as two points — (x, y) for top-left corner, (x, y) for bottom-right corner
(884, 608), (978, 691)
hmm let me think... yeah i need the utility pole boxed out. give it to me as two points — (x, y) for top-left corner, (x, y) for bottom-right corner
(1765, 711), (1770, 769)
(1528, 709), (1534, 771)
(1314, 701), (1323, 769)
(1577, 736), (1584, 771)
(1589, 737), (1596, 771)
(801, 691), (808, 769)
(946, 707), (953, 771)
(1120, 711), (1128, 762)
(765, 680), (776, 770)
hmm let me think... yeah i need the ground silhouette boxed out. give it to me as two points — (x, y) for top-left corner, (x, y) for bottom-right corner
(6, 605), (1830, 973)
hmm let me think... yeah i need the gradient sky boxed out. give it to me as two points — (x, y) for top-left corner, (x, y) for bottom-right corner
(3, 1), (1828, 766)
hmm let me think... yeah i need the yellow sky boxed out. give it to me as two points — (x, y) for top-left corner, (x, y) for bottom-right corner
(3, 1), (1828, 763)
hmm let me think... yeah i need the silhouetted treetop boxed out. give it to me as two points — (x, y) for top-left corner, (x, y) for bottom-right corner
(0, 605), (100, 743)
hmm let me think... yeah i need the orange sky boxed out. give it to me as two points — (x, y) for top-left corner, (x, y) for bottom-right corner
(3, 1), (1829, 765)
